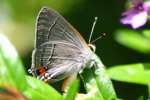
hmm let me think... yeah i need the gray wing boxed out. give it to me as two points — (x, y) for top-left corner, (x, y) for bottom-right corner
(35, 7), (85, 49)
(33, 41), (85, 82)
(33, 41), (85, 67)
(31, 7), (91, 81)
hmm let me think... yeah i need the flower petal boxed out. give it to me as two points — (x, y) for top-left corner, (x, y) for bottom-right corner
(132, 0), (143, 7)
(120, 11), (147, 29)
(144, 1), (150, 12)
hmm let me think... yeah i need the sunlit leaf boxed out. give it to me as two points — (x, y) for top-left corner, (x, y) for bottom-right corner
(93, 53), (117, 100)
(24, 76), (63, 100)
(0, 33), (27, 91)
(64, 79), (79, 100)
(81, 53), (117, 100)
(115, 29), (150, 53)
(82, 68), (104, 100)
(107, 63), (150, 85)
(143, 30), (150, 38)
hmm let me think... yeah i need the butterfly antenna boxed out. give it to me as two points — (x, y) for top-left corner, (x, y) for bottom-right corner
(88, 17), (98, 43)
(91, 33), (106, 44)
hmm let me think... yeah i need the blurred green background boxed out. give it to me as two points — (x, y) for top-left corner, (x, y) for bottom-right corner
(0, 0), (150, 99)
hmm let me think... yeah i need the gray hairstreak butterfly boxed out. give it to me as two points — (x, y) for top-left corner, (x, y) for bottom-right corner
(28, 7), (96, 83)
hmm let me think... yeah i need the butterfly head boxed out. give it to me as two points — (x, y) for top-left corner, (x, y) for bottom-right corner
(88, 44), (96, 52)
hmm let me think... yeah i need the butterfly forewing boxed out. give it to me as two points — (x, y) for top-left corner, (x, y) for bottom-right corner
(31, 7), (92, 82)
(36, 7), (87, 48)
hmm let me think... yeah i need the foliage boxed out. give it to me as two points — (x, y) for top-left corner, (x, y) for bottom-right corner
(1, 0), (150, 99)
(0, 33), (117, 100)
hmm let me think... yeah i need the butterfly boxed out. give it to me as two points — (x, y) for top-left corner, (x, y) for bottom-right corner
(28, 7), (95, 83)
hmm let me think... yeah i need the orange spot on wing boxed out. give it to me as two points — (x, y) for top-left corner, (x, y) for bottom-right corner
(38, 67), (46, 76)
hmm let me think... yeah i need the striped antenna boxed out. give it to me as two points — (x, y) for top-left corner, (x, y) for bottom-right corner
(88, 17), (98, 43)
(91, 33), (106, 44)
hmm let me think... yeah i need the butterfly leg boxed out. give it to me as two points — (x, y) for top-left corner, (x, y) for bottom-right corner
(61, 73), (77, 92)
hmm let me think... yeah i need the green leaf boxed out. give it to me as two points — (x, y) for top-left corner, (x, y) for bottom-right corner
(148, 84), (150, 99)
(137, 96), (144, 100)
(81, 53), (117, 100)
(64, 79), (79, 100)
(143, 30), (150, 38)
(107, 63), (150, 85)
(92, 53), (117, 100)
(24, 76), (63, 100)
(82, 68), (104, 100)
(114, 29), (150, 53)
(0, 33), (27, 91)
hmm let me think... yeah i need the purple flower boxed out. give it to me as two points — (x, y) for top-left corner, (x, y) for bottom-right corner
(120, 0), (150, 29)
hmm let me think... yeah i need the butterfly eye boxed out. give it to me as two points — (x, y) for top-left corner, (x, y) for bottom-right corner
(88, 44), (96, 52)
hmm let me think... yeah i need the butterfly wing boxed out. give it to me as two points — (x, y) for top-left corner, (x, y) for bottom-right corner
(34, 41), (87, 82)
(35, 7), (88, 49)
(31, 7), (92, 82)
